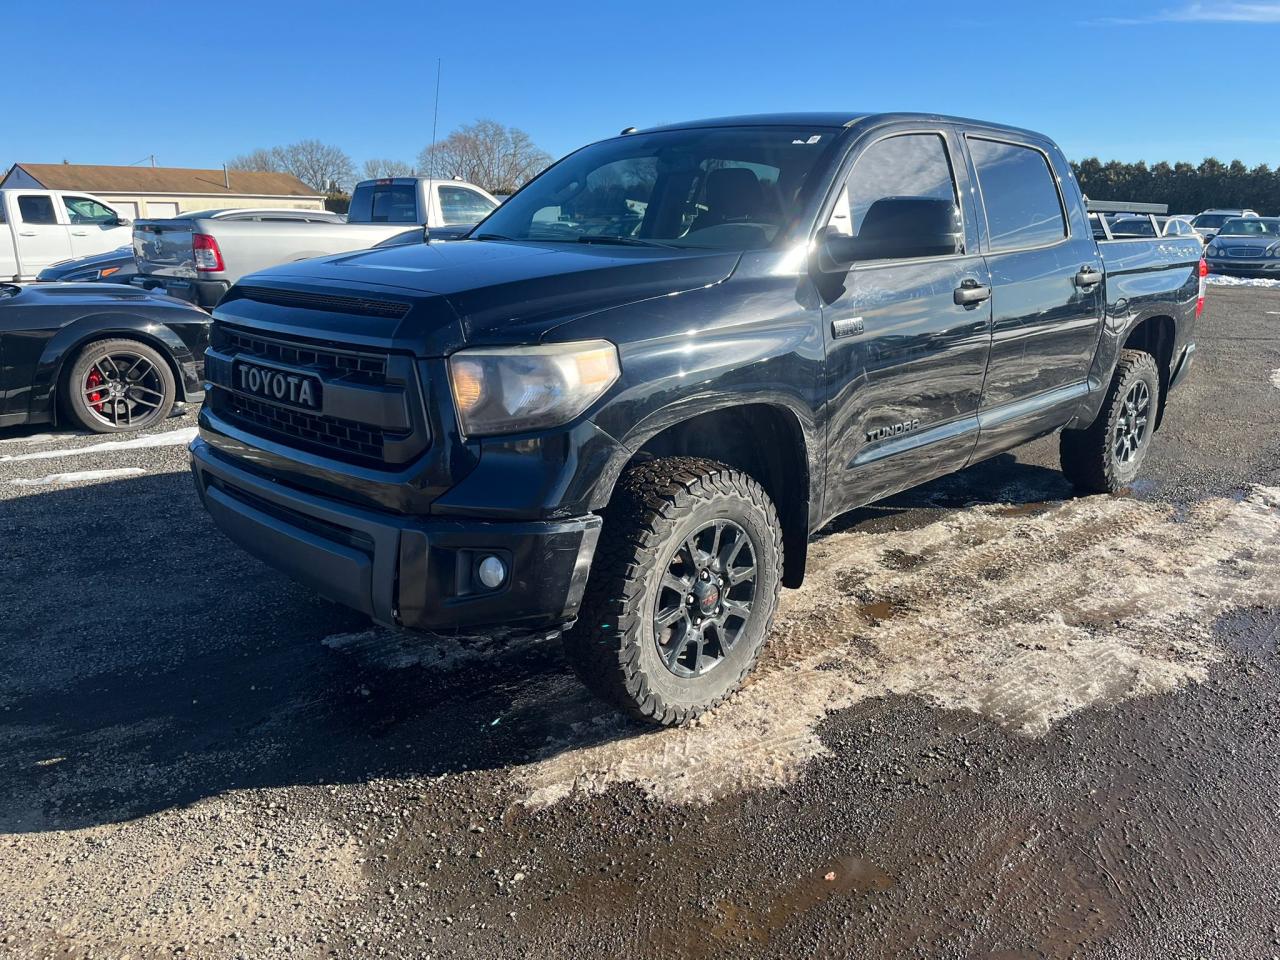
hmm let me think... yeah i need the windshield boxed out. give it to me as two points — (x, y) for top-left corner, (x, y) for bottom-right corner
(1218, 218), (1280, 236)
(473, 126), (841, 250)
(1192, 213), (1234, 229)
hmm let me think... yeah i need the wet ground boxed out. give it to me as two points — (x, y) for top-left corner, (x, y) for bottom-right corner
(1, 285), (1278, 959)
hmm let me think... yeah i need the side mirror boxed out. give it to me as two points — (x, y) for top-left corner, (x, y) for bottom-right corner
(114, 218), (132, 227)
(816, 226), (860, 273)
(817, 197), (963, 271)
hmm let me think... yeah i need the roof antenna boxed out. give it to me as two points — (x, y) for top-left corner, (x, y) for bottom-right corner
(424, 57), (442, 229)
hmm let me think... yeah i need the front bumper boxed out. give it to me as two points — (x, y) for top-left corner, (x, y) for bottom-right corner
(1206, 258), (1280, 277)
(191, 437), (602, 633)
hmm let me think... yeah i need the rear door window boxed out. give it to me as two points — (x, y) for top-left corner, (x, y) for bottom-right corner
(18, 195), (58, 224)
(968, 138), (1067, 251)
(350, 183), (418, 223)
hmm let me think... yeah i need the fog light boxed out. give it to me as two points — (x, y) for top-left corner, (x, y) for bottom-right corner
(477, 555), (506, 589)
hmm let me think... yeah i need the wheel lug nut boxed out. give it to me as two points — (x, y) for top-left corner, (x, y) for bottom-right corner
(687, 595), (695, 605)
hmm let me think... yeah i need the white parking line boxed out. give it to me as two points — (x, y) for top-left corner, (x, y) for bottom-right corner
(11, 467), (146, 486)
(0, 427), (196, 464)
(0, 433), (68, 445)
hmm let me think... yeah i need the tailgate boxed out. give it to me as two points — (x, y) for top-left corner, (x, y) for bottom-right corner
(133, 220), (196, 278)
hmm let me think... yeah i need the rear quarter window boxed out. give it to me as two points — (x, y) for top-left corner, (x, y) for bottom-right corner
(968, 138), (1067, 251)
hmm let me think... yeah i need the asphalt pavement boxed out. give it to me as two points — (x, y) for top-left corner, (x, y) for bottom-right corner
(1, 284), (1278, 959)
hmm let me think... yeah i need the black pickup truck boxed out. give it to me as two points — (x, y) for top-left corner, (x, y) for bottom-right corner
(190, 112), (1204, 725)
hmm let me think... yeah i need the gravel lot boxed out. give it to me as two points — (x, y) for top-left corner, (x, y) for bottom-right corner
(2, 285), (1278, 959)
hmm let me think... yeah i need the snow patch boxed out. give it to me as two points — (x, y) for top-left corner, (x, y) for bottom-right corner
(0, 428), (196, 463)
(517, 487), (1280, 808)
(11, 467), (146, 486)
(1205, 274), (1280, 288)
(1271, 369), (1280, 390)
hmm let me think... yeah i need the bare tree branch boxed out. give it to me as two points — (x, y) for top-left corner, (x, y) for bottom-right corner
(227, 140), (355, 193)
(418, 119), (551, 194)
(361, 158), (416, 180)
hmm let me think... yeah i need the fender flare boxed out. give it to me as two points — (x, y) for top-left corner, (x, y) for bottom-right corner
(29, 312), (196, 419)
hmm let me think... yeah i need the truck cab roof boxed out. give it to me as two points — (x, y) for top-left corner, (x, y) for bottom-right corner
(634, 111), (1050, 142)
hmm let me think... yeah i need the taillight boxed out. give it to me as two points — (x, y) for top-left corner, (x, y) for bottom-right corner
(1196, 257), (1207, 318)
(192, 233), (224, 272)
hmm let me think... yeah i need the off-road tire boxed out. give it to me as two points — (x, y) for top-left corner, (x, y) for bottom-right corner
(564, 457), (783, 726)
(63, 338), (176, 434)
(1060, 348), (1161, 494)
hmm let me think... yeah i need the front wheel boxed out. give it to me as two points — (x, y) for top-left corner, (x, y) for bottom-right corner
(564, 457), (783, 726)
(1060, 348), (1161, 494)
(63, 339), (176, 433)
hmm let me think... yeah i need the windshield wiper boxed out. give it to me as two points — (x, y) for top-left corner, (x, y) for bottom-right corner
(575, 235), (677, 249)
(473, 233), (517, 241)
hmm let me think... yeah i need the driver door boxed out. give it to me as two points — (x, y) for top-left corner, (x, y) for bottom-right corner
(819, 126), (992, 513)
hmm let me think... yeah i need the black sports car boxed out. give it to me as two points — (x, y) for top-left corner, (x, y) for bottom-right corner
(36, 246), (139, 285)
(0, 282), (211, 434)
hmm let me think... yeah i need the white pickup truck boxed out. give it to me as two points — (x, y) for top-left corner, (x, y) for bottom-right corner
(1, 189), (132, 280)
(132, 177), (498, 308)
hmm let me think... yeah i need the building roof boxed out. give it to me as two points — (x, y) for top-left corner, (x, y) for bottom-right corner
(7, 163), (323, 198)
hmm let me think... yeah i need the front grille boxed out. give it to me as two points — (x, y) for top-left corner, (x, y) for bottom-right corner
(235, 285), (410, 319)
(210, 323), (424, 468)
(220, 326), (387, 382)
(1230, 247), (1266, 257)
(217, 392), (386, 465)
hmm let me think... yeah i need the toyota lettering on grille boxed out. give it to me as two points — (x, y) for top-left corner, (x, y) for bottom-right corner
(233, 360), (322, 411)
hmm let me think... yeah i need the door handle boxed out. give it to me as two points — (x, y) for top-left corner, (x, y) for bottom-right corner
(1074, 266), (1103, 288)
(953, 279), (991, 305)
(71, 230), (88, 236)
(18, 231), (36, 237)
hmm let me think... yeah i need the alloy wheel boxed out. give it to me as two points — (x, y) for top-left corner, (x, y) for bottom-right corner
(653, 518), (758, 678)
(82, 351), (167, 428)
(1113, 379), (1151, 466)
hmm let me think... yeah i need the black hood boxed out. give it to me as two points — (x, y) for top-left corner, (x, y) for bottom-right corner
(230, 239), (740, 355)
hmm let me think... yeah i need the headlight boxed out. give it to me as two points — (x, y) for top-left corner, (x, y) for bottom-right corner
(1206, 245), (1219, 257)
(448, 340), (620, 436)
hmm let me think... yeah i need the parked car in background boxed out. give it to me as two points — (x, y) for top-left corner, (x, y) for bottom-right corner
(132, 181), (495, 308)
(1161, 216), (1202, 241)
(0, 281), (211, 432)
(1204, 217), (1280, 277)
(1, 189), (131, 280)
(37, 246), (138, 284)
(191, 112), (1203, 724)
(1109, 216), (1159, 238)
(1191, 208), (1260, 242)
(348, 177), (498, 227)
(40, 208), (345, 288)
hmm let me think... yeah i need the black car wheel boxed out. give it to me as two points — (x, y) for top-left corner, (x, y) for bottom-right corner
(63, 339), (176, 433)
(1060, 349), (1161, 494)
(564, 457), (783, 726)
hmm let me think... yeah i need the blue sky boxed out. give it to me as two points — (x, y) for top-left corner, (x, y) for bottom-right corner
(6, 0), (1280, 175)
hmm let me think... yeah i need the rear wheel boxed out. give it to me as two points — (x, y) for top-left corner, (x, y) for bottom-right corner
(63, 339), (176, 433)
(564, 457), (783, 726)
(1060, 348), (1160, 494)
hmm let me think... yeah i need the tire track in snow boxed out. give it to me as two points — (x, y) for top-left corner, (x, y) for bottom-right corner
(517, 487), (1280, 808)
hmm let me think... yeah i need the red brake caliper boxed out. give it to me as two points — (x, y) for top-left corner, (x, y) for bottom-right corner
(86, 369), (104, 412)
